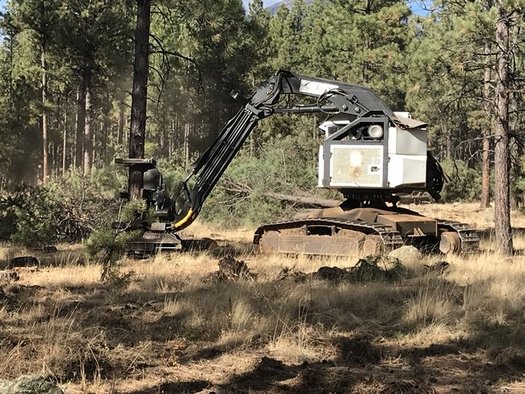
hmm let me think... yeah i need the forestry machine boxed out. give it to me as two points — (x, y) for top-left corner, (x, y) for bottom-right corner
(117, 70), (479, 257)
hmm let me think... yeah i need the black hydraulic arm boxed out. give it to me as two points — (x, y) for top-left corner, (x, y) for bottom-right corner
(170, 70), (395, 231)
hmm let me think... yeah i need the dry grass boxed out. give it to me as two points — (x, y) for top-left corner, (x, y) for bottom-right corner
(0, 244), (87, 269)
(405, 201), (525, 229)
(2, 203), (525, 393)
(20, 264), (101, 289)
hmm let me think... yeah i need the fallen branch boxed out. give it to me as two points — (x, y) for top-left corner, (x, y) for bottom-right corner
(265, 192), (340, 208)
(221, 178), (341, 208)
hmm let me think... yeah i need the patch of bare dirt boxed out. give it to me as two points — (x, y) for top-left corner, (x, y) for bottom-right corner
(206, 256), (257, 282)
(276, 256), (408, 283)
(127, 380), (211, 394)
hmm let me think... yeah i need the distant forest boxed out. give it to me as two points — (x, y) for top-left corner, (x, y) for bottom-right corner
(0, 1), (510, 178)
(0, 0), (522, 209)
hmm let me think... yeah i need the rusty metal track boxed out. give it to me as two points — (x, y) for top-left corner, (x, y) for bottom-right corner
(437, 220), (480, 253)
(253, 218), (404, 256)
(253, 217), (480, 256)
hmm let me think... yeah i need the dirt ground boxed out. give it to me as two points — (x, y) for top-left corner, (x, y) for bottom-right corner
(1, 203), (525, 393)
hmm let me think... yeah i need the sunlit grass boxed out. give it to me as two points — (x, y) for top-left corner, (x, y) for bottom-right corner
(3, 203), (525, 393)
(20, 264), (101, 289)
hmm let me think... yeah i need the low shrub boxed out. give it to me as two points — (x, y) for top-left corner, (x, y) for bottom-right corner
(0, 168), (121, 246)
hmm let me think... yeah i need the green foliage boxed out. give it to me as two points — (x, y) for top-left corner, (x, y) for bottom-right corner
(440, 159), (482, 202)
(120, 199), (146, 223)
(350, 256), (407, 282)
(405, 2), (499, 171)
(1, 0), (520, 230)
(0, 169), (120, 246)
(199, 135), (324, 227)
(0, 31), (41, 183)
(118, 199), (158, 228)
(85, 228), (137, 280)
(0, 186), (72, 246)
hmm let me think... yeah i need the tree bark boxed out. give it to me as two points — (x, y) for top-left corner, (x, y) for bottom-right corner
(118, 101), (125, 146)
(100, 93), (110, 166)
(128, 0), (151, 200)
(184, 123), (190, 170)
(83, 74), (93, 175)
(41, 48), (48, 184)
(480, 43), (492, 209)
(102, 112), (109, 166)
(62, 111), (67, 174)
(493, 6), (513, 255)
(75, 77), (87, 169)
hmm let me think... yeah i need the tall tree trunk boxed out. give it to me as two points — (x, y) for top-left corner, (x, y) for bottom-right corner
(170, 115), (179, 159)
(83, 75), (93, 175)
(480, 43), (492, 209)
(102, 113), (109, 166)
(160, 121), (165, 156)
(493, 6), (513, 255)
(118, 101), (125, 145)
(161, 116), (169, 157)
(8, 34), (13, 100)
(62, 111), (67, 174)
(52, 143), (58, 178)
(100, 93), (110, 165)
(128, 0), (151, 200)
(93, 120), (97, 168)
(41, 48), (48, 184)
(184, 123), (190, 170)
(55, 96), (61, 177)
(75, 77), (87, 169)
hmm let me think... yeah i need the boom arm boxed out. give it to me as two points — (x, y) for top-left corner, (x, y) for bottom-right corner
(170, 70), (401, 231)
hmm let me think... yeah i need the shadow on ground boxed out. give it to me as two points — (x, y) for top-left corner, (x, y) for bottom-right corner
(203, 329), (524, 393)
(2, 257), (525, 393)
(127, 380), (210, 394)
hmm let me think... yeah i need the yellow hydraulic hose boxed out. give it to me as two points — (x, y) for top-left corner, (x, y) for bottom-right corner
(173, 208), (194, 230)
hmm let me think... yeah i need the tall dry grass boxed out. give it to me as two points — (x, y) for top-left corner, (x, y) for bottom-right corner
(2, 204), (525, 392)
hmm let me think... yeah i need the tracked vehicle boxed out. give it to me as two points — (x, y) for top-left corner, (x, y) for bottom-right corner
(118, 70), (479, 257)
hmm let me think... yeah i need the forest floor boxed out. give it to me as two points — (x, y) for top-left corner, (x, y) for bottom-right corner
(1, 202), (525, 393)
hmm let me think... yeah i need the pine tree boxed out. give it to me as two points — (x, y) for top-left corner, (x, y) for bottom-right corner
(8, 0), (60, 184)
